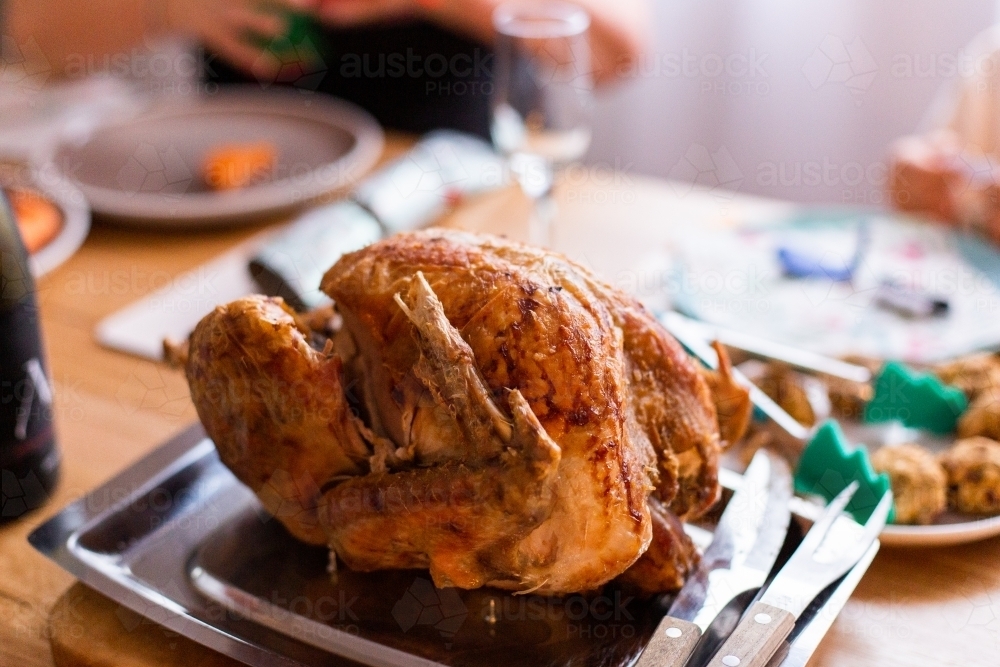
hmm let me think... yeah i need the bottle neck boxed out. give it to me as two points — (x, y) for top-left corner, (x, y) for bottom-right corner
(0, 190), (36, 313)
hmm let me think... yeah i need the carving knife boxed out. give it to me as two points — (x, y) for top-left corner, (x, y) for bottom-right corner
(704, 483), (891, 667)
(634, 449), (792, 667)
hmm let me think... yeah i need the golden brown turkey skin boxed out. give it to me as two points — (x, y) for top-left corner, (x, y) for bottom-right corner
(615, 496), (698, 593)
(186, 296), (370, 545)
(320, 230), (719, 593)
(323, 231), (721, 519)
(185, 229), (720, 596)
(322, 388), (563, 589)
(702, 341), (753, 449)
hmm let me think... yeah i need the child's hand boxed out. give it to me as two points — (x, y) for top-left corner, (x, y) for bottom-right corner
(163, 0), (320, 78)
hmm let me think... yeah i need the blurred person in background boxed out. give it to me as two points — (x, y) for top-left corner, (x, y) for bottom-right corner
(2, 0), (650, 136)
(890, 25), (1000, 245)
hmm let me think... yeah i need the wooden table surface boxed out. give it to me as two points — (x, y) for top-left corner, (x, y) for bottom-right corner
(3, 135), (999, 667)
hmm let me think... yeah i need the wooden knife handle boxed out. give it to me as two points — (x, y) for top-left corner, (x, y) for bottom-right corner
(635, 616), (701, 667)
(706, 602), (796, 667)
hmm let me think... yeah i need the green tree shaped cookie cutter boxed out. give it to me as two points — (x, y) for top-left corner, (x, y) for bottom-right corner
(794, 420), (896, 524)
(864, 361), (968, 435)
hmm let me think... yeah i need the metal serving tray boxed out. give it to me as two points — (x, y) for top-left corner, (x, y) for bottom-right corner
(29, 424), (878, 667)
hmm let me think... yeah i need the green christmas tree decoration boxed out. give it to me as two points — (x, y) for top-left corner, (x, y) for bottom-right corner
(794, 420), (896, 524)
(249, 11), (324, 63)
(864, 361), (968, 434)
(280, 12), (322, 56)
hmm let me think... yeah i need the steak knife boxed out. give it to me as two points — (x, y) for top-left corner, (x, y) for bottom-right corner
(635, 449), (792, 667)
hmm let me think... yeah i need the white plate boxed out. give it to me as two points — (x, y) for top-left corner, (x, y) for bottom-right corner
(1, 160), (91, 277)
(880, 515), (1000, 547)
(841, 421), (1000, 547)
(52, 87), (383, 226)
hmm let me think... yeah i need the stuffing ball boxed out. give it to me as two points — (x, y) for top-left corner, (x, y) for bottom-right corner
(871, 444), (947, 525)
(939, 437), (1000, 515)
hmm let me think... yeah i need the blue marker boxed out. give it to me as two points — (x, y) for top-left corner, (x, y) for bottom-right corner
(777, 219), (869, 282)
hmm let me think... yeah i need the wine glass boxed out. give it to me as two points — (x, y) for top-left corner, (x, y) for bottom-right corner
(490, 0), (594, 247)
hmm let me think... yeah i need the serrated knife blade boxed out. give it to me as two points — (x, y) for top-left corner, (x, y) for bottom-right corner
(635, 450), (792, 667)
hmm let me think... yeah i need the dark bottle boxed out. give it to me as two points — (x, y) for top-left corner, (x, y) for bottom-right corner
(1, 189), (59, 524)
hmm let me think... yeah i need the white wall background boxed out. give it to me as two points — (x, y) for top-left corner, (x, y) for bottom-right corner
(589, 0), (998, 205)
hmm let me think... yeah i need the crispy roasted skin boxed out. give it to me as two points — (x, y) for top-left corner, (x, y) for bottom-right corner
(321, 230), (716, 593)
(615, 496), (698, 593)
(186, 297), (370, 545)
(185, 230), (718, 595)
(702, 341), (753, 448)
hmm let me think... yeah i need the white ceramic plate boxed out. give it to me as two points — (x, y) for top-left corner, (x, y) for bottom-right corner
(879, 514), (1000, 547)
(52, 87), (383, 226)
(1, 160), (91, 277)
(841, 421), (1000, 547)
(724, 419), (1000, 547)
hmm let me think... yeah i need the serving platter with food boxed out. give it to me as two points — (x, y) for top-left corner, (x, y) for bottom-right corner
(32, 230), (886, 667)
(669, 314), (1000, 547)
(28, 425), (878, 667)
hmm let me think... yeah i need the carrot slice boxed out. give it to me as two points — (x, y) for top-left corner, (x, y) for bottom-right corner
(6, 187), (63, 254)
(202, 142), (277, 191)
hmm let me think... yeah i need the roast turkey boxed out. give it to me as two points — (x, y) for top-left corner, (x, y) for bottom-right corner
(182, 230), (748, 595)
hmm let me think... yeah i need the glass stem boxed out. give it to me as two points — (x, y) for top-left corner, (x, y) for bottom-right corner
(514, 155), (555, 247)
(529, 187), (557, 248)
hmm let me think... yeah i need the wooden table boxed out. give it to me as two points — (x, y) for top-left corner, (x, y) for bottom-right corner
(3, 136), (999, 667)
